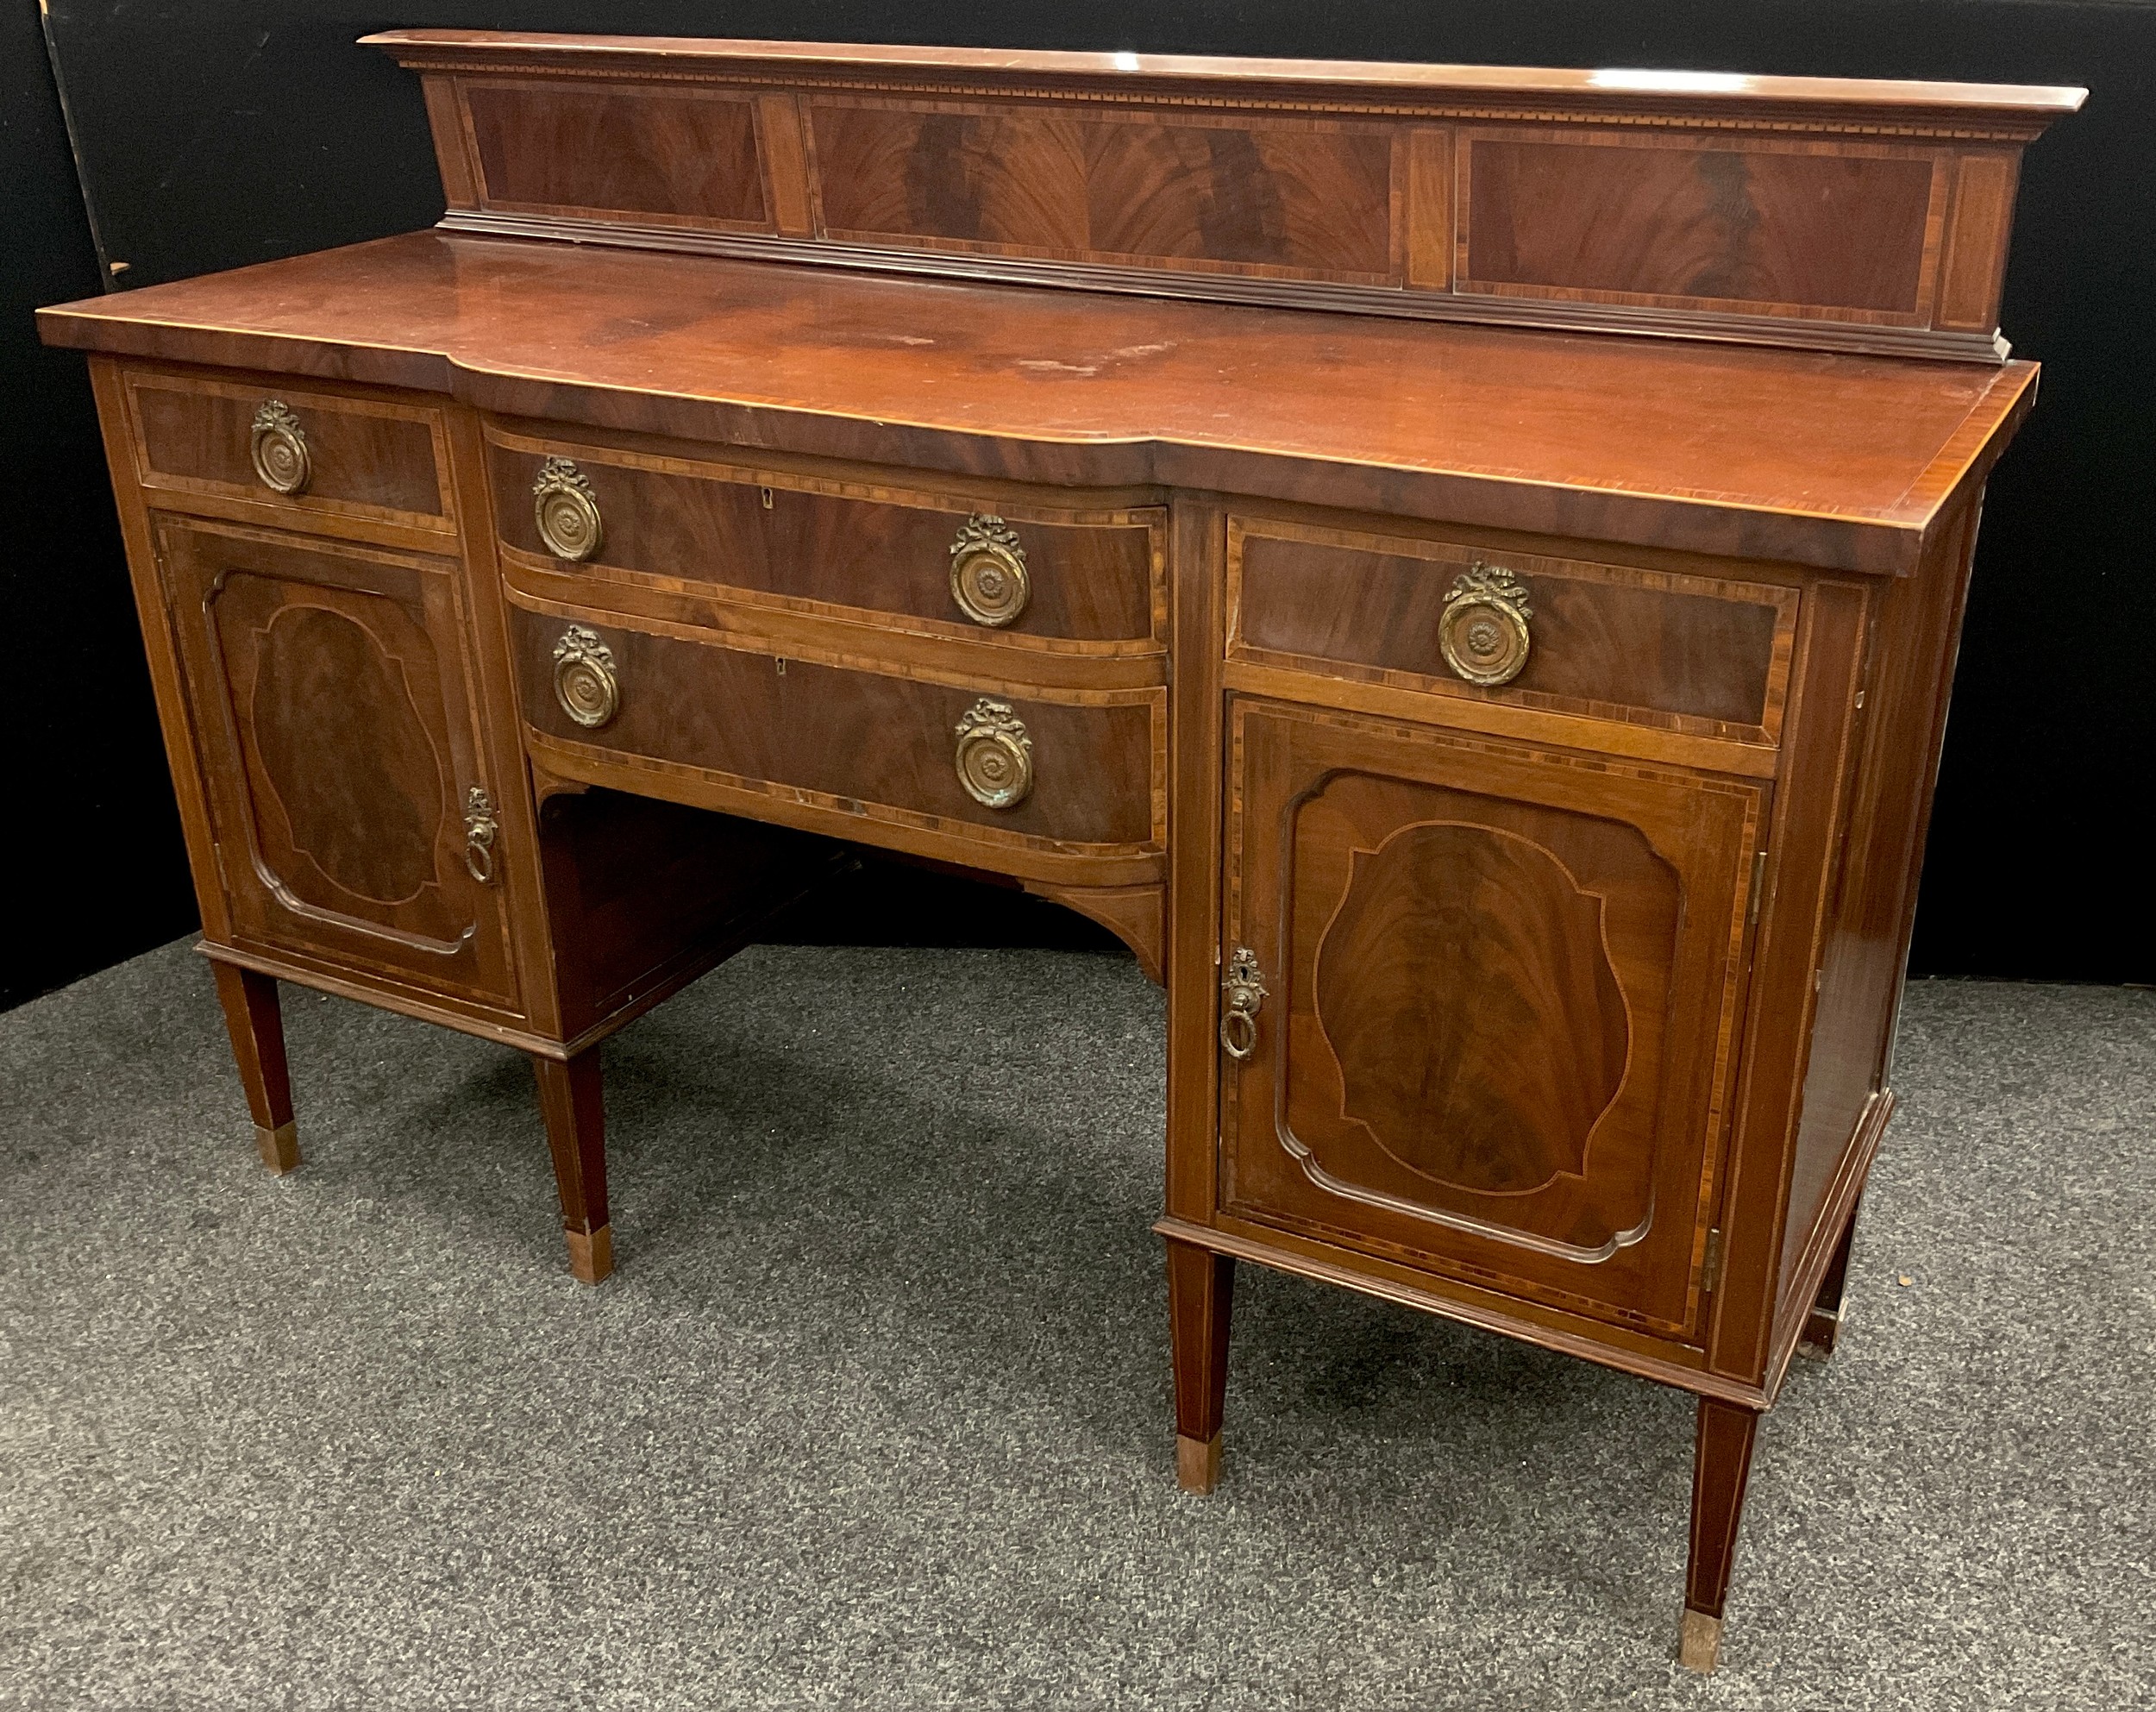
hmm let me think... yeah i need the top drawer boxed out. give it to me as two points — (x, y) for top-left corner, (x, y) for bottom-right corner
(121, 369), (453, 532)
(1227, 514), (1800, 749)
(486, 425), (1165, 655)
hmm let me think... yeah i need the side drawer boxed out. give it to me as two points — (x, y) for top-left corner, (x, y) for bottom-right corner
(505, 599), (1165, 886)
(122, 367), (454, 532)
(487, 425), (1164, 654)
(1228, 514), (1799, 747)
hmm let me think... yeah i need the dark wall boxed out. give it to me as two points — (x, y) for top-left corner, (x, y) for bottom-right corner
(13, 0), (2153, 1001)
(1, 0), (197, 1010)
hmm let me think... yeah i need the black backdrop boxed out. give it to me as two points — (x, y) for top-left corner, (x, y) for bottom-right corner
(7, 1), (2152, 1007)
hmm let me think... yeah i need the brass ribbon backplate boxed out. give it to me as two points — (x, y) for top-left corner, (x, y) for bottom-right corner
(249, 400), (310, 495)
(533, 455), (605, 561)
(552, 624), (619, 729)
(954, 697), (1034, 807)
(949, 514), (1031, 627)
(1438, 562), (1534, 687)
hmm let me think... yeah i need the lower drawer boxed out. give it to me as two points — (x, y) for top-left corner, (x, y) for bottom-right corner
(506, 600), (1166, 885)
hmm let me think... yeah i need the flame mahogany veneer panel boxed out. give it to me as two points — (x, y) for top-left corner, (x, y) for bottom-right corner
(154, 517), (522, 1013)
(463, 80), (769, 228)
(1460, 135), (1939, 318)
(808, 99), (1399, 282)
(1221, 699), (1764, 1337)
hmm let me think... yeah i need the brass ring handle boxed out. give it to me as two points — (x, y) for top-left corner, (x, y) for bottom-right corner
(533, 455), (605, 561)
(552, 625), (619, 729)
(1219, 947), (1267, 1062)
(954, 697), (1033, 808)
(462, 786), (499, 885)
(949, 514), (1031, 627)
(1438, 563), (1533, 687)
(250, 400), (310, 495)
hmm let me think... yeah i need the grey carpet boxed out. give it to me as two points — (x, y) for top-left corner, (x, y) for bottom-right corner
(0, 939), (2148, 1711)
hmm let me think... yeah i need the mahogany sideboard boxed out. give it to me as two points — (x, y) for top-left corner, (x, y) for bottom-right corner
(39, 32), (2082, 1672)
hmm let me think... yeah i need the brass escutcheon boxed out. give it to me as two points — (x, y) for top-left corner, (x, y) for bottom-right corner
(552, 624), (619, 729)
(1438, 562), (1533, 687)
(533, 455), (605, 561)
(1219, 946), (1267, 1060)
(249, 400), (310, 495)
(949, 514), (1031, 628)
(462, 785), (499, 885)
(954, 697), (1033, 808)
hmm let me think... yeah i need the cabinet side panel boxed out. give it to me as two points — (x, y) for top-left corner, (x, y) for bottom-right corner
(1771, 495), (1984, 1351)
(1703, 575), (1870, 1387)
(420, 74), (481, 209)
(86, 354), (235, 943)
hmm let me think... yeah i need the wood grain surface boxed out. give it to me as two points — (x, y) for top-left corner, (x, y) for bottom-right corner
(487, 429), (1162, 646)
(42, 38), (2066, 1661)
(361, 31), (2079, 362)
(40, 231), (2038, 576)
(1219, 698), (1762, 1337)
(361, 32), (2085, 118)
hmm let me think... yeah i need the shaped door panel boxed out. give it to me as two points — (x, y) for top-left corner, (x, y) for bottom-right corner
(1222, 699), (1764, 1335)
(157, 516), (522, 1013)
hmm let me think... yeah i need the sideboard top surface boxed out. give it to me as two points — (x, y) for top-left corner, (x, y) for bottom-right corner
(40, 229), (2035, 575)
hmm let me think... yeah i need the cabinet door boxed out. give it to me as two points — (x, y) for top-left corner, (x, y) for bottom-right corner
(157, 516), (522, 1013)
(1222, 699), (1764, 1337)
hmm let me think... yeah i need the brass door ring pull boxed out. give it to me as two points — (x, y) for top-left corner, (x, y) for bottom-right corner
(1219, 946), (1267, 1060)
(533, 455), (605, 561)
(250, 400), (310, 495)
(462, 786), (499, 884)
(954, 698), (1033, 807)
(1438, 562), (1533, 687)
(553, 625), (619, 728)
(949, 514), (1031, 627)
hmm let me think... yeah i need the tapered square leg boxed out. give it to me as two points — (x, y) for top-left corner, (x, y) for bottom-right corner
(211, 962), (298, 1173)
(530, 1050), (611, 1284)
(1800, 1191), (1864, 1359)
(1167, 1239), (1234, 1492)
(1681, 1395), (1762, 1673)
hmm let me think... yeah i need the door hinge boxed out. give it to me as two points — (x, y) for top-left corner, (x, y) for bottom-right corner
(1701, 1226), (1725, 1294)
(1746, 850), (1770, 925)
